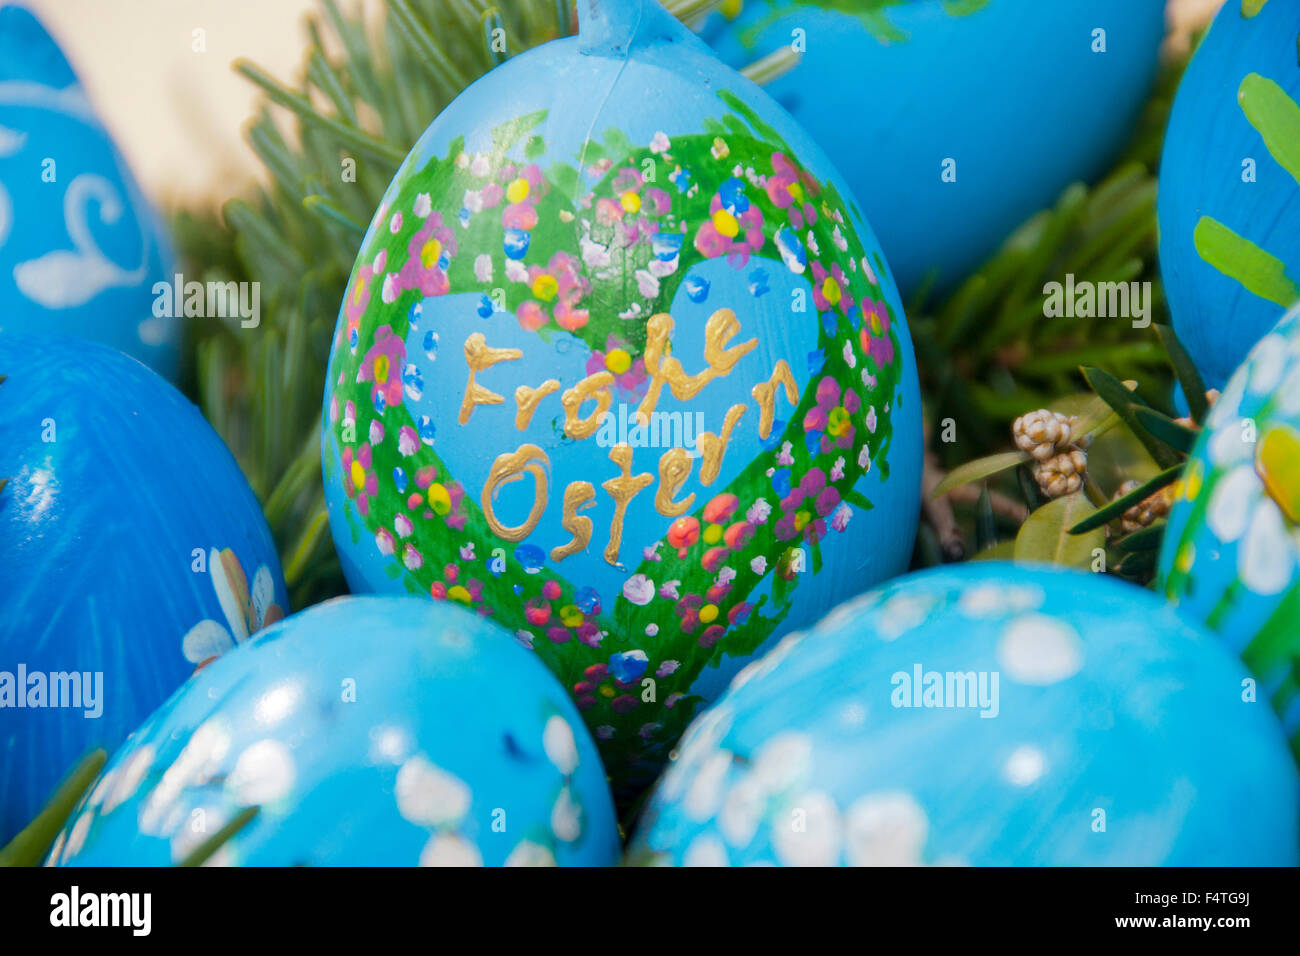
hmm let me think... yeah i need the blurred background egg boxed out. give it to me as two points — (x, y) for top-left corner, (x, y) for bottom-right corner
(1159, 0), (1300, 388)
(48, 596), (620, 866)
(698, 0), (1169, 299)
(0, 4), (178, 379)
(1159, 300), (1300, 755)
(628, 563), (1297, 866)
(0, 334), (285, 843)
(321, 0), (922, 798)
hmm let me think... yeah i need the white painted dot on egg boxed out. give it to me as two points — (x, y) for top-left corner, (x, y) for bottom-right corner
(683, 833), (730, 867)
(550, 785), (583, 842)
(844, 791), (928, 866)
(684, 749), (733, 822)
(772, 790), (842, 867)
(504, 839), (557, 867)
(997, 614), (1083, 685)
(227, 739), (295, 805)
(419, 832), (483, 867)
(395, 753), (471, 826)
(1003, 745), (1047, 787)
(543, 715), (580, 775)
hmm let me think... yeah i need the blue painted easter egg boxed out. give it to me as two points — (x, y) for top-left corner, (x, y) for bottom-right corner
(1159, 301), (1300, 755)
(0, 5), (178, 379)
(628, 563), (1298, 865)
(48, 597), (620, 866)
(321, 0), (922, 797)
(0, 334), (285, 843)
(1158, 0), (1300, 388)
(699, 0), (1167, 298)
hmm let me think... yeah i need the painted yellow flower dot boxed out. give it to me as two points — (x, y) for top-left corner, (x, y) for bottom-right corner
(506, 177), (530, 204)
(560, 605), (584, 627)
(373, 354), (389, 383)
(621, 191), (642, 214)
(447, 585), (472, 604)
(605, 349), (632, 375)
(722, 0), (742, 17)
(699, 604), (719, 624)
(1176, 542), (1195, 575)
(703, 523), (723, 545)
(822, 277), (842, 306)
(600, 684), (616, 698)
(420, 238), (443, 269)
(532, 274), (559, 301)
(794, 510), (811, 532)
(350, 460), (366, 491)
(787, 181), (804, 205)
(713, 208), (740, 238)
(870, 312), (883, 336)
(828, 406), (851, 437)
(428, 483), (452, 516)
(1182, 461), (1204, 501)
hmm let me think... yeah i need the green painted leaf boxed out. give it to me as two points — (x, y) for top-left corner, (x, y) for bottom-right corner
(1194, 215), (1300, 309)
(1014, 494), (1106, 570)
(1240, 72), (1300, 186)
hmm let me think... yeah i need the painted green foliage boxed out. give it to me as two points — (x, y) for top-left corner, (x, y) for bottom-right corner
(734, 0), (990, 48)
(326, 92), (905, 792)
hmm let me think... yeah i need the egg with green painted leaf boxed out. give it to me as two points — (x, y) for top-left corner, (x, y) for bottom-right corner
(320, 0), (922, 802)
(1158, 300), (1300, 759)
(1159, 0), (1300, 388)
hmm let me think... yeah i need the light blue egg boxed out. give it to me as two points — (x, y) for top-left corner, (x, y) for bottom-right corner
(0, 334), (286, 843)
(47, 597), (620, 866)
(629, 563), (1298, 865)
(1159, 301), (1300, 754)
(699, 0), (1166, 298)
(0, 6), (179, 379)
(1159, 0), (1300, 388)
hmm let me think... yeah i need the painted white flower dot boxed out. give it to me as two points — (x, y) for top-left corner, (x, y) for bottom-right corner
(419, 832), (482, 867)
(543, 715), (580, 775)
(997, 614), (1083, 685)
(844, 791), (928, 866)
(395, 754), (471, 826)
(772, 790), (842, 866)
(1003, 745), (1047, 787)
(227, 739), (295, 805)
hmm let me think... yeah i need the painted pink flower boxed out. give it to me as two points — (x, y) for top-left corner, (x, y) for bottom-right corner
(341, 443), (378, 516)
(811, 261), (854, 314)
(586, 333), (648, 396)
(358, 325), (406, 411)
(343, 265), (373, 350)
(766, 153), (820, 230)
(860, 298), (895, 368)
(396, 212), (457, 298)
(694, 192), (765, 267)
(515, 250), (590, 332)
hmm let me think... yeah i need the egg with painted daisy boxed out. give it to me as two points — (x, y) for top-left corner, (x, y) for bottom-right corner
(0, 333), (285, 844)
(1159, 301), (1300, 759)
(627, 564), (1298, 866)
(322, 0), (922, 801)
(47, 597), (619, 867)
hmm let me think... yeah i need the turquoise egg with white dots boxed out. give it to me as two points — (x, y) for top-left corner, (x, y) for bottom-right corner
(627, 564), (1299, 866)
(47, 597), (619, 866)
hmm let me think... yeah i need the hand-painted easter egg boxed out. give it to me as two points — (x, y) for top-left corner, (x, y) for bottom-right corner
(48, 596), (620, 866)
(321, 0), (922, 798)
(699, 0), (1167, 297)
(1159, 301), (1300, 756)
(0, 5), (178, 379)
(1158, 0), (1300, 388)
(628, 563), (1298, 866)
(0, 334), (286, 843)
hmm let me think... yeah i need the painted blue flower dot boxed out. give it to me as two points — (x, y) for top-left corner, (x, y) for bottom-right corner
(348, 327), (359, 349)
(748, 268), (770, 298)
(418, 415), (436, 446)
(761, 422), (786, 451)
(608, 650), (650, 684)
(772, 468), (792, 497)
(807, 349), (826, 374)
(392, 466), (408, 494)
(685, 275), (711, 303)
(775, 226), (806, 274)
(373, 390), (386, 414)
(504, 228), (531, 260)
(458, 207), (471, 227)
(408, 301), (423, 329)
(575, 586), (601, 615)
(402, 362), (424, 401)
(477, 294), (495, 319)
(423, 330), (439, 361)
(512, 584), (525, 596)
(718, 177), (750, 214)
(821, 311), (838, 336)
(804, 430), (823, 456)
(652, 232), (684, 262)
(514, 544), (545, 573)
